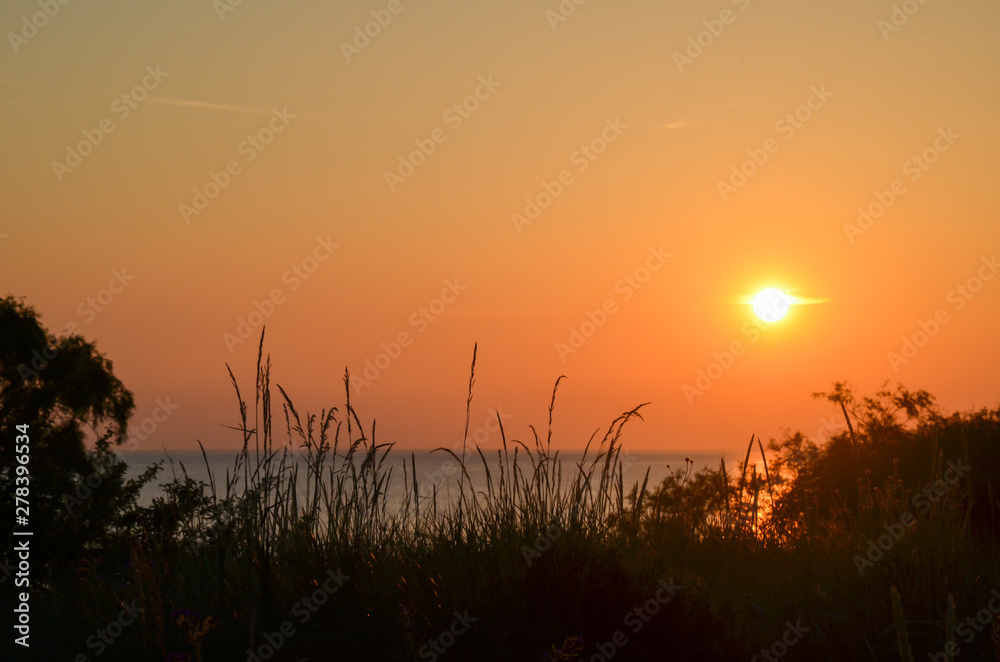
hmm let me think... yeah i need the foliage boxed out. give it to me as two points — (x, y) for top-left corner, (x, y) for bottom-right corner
(0, 296), (159, 571)
(5, 322), (999, 661)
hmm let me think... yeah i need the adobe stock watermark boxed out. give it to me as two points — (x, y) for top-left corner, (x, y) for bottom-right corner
(62, 397), (180, 516)
(179, 107), (295, 224)
(71, 600), (144, 660)
(554, 246), (670, 362)
(877, 0), (933, 40)
(511, 117), (627, 234)
(853, 511), (916, 576)
(214, 0), (251, 21)
(7, 0), (74, 54)
(682, 312), (778, 405)
(519, 501), (594, 566)
(121, 398), (180, 453)
(340, 0), (418, 62)
(521, 518), (574, 566)
(813, 413), (847, 444)
(588, 578), (681, 661)
(928, 589), (1000, 661)
(17, 267), (136, 381)
(716, 85), (834, 202)
(544, 0), (590, 31)
(420, 407), (512, 498)
(417, 610), (477, 661)
(887, 254), (997, 372)
(350, 278), (467, 393)
(52, 66), (170, 182)
(76, 268), (136, 323)
(853, 457), (969, 575)
(843, 127), (959, 243)
(672, 0), (753, 72)
(383, 75), (500, 192)
(750, 620), (810, 662)
(223, 235), (339, 352)
(191, 517), (231, 556)
(245, 568), (349, 662)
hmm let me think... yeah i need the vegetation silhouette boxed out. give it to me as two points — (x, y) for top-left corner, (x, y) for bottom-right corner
(1, 302), (998, 661)
(0, 296), (158, 572)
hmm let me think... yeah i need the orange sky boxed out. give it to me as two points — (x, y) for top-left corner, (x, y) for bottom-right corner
(2, 0), (998, 454)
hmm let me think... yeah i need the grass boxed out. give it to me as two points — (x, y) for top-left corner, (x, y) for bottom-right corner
(20, 335), (1000, 661)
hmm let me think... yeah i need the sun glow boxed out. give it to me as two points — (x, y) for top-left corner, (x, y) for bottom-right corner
(751, 288), (793, 323)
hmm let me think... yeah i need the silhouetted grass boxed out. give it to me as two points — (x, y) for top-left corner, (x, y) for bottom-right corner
(21, 335), (1000, 661)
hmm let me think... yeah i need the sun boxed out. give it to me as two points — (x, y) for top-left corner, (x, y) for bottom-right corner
(751, 288), (792, 323)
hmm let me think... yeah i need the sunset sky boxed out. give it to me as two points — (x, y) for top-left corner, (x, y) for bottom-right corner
(2, 0), (998, 454)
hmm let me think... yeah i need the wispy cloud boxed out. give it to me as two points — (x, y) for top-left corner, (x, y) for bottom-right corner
(372, 108), (411, 118)
(731, 293), (830, 305)
(147, 98), (276, 115)
(447, 308), (575, 319)
(663, 119), (694, 129)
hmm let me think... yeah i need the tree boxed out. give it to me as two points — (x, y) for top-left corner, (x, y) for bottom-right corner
(770, 382), (1000, 540)
(0, 295), (153, 572)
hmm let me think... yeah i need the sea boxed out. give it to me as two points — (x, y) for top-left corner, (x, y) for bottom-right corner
(121, 449), (730, 512)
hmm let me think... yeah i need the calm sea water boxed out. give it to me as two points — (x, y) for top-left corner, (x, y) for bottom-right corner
(122, 449), (727, 511)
